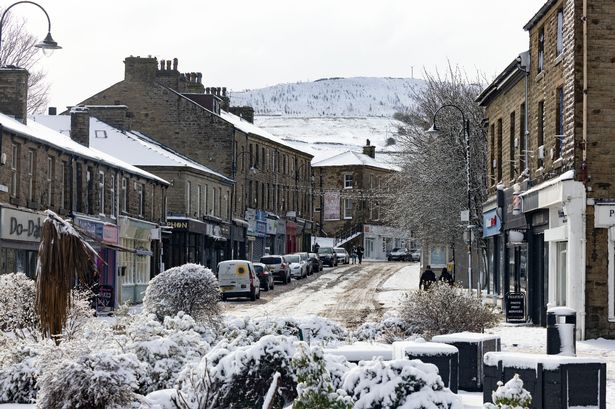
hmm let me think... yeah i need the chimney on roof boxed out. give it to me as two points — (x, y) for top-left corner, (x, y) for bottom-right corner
(166, 60), (172, 71)
(70, 107), (90, 147)
(362, 139), (375, 158)
(230, 106), (255, 124)
(0, 66), (29, 124)
(160, 60), (165, 70)
(124, 56), (157, 82)
(173, 58), (178, 71)
(48, 107), (57, 115)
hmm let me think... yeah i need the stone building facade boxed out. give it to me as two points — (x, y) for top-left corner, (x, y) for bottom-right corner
(312, 141), (411, 260)
(0, 67), (169, 309)
(477, 0), (615, 339)
(75, 56), (314, 261)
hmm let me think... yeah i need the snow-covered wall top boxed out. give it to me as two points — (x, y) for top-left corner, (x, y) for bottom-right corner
(484, 351), (605, 370)
(231, 77), (424, 118)
(432, 332), (501, 343)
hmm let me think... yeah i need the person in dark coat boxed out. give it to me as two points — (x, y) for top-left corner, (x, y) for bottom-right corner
(356, 246), (364, 264)
(439, 267), (454, 285)
(419, 265), (437, 290)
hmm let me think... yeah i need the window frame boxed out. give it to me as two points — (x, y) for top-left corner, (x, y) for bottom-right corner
(538, 27), (545, 73)
(98, 171), (105, 215)
(343, 198), (353, 219)
(556, 9), (564, 56)
(47, 156), (54, 206)
(343, 173), (353, 189)
(10, 144), (19, 197)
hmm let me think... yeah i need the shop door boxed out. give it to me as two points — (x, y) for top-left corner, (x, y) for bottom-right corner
(529, 233), (548, 326)
(365, 238), (375, 258)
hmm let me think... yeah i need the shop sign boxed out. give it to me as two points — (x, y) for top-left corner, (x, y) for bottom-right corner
(103, 225), (119, 244)
(595, 204), (615, 228)
(482, 209), (501, 238)
(323, 192), (340, 220)
(76, 218), (103, 239)
(266, 218), (277, 235)
(168, 220), (189, 230)
(96, 285), (114, 310)
(256, 220), (267, 236)
(0, 208), (43, 242)
(245, 208), (257, 234)
(505, 292), (527, 323)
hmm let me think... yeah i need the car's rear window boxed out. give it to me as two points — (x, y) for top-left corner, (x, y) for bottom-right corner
(318, 248), (332, 254)
(254, 265), (264, 273)
(261, 256), (282, 264)
(285, 255), (300, 263)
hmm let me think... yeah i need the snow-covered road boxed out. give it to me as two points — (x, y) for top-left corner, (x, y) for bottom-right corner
(222, 261), (420, 328)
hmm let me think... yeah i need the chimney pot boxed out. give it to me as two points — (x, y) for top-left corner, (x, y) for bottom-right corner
(173, 58), (178, 71)
(197, 73), (203, 84)
(160, 60), (165, 70)
(222, 87), (227, 96)
(48, 107), (57, 115)
(166, 60), (172, 70)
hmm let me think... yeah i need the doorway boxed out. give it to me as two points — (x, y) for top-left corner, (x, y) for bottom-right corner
(529, 232), (548, 326)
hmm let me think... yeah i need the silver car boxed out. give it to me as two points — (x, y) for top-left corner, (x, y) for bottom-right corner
(334, 247), (350, 264)
(285, 254), (308, 279)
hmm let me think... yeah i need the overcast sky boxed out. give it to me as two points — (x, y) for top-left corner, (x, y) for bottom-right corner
(11, 0), (542, 110)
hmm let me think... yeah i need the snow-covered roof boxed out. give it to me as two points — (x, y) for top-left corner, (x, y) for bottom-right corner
(311, 150), (400, 171)
(1, 113), (168, 185)
(219, 110), (311, 157)
(30, 115), (232, 183)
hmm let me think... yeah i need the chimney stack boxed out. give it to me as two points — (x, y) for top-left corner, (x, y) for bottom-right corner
(70, 107), (90, 147)
(173, 58), (178, 71)
(362, 139), (376, 158)
(0, 67), (29, 124)
(124, 56), (157, 82)
(48, 107), (57, 115)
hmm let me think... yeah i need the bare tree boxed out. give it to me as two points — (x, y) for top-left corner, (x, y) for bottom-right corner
(0, 10), (50, 113)
(384, 64), (487, 246)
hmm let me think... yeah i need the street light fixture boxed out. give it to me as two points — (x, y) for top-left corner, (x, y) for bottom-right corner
(428, 104), (474, 294)
(0, 1), (62, 64)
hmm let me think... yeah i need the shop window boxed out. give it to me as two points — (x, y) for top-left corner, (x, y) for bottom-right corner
(556, 241), (567, 305)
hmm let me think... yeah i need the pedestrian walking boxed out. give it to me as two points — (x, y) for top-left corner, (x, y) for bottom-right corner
(356, 246), (364, 264)
(312, 242), (320, 253)
(351, 246), (357, 264)
(439, 267), (454, 285)
(419, 265), (437, 290)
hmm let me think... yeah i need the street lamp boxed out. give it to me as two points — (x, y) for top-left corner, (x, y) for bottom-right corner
(0, 1), (62, 63)
(427, 104), (473, 294)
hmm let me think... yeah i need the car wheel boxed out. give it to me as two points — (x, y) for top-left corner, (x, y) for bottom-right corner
(221, 294), (227, 301)
(271, 281), (274, 290)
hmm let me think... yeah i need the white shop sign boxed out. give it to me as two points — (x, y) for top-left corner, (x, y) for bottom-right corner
(0, 208), (43, 242)
(595, 204), (615, 228)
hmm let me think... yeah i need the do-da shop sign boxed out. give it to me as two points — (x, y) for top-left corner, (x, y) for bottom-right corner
(0, 208), (43, 242)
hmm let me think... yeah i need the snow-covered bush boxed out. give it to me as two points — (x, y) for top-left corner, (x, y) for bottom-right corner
(291, 343), (353, 409)
(341, 359), (462, 409)
(37, 350), (145, 409)
(400, 282), (499, 337)
(484, 374), (532, 409)
(352, 311), (415, 342)
(0, 273), (39, 338)
(0, 340), (49, 403)
(143, 263), (221, 326)
(176, 335), (297, 409)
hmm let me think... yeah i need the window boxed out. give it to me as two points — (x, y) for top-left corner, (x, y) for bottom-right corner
(344, 174), (353, 189)
(60, 161), (67, 209)
(138, 183), (145, 216)
(212, 187), (217, 216)
(556, 241), (567, 305)
(121, 177), (128, 212)
(538, 27), (545, 73)
(218, 187), (222, 217)
(86, 168), (93, 214)
(555, 87), (564, 160)
(186, 180), (192, 215)
(262, 147), (266, 169)
(496, 119), (503, 182)
(519, 103), (526, 172)
(509, 112), (515, 178)
(204, 184), (208, 215)
(538, 100), (545, 167)
(27, 150), (34, 202)
(556, 9), (564, 56)
(110, 175), (116, 217)
(489, 124), (495, 185)
(46, 157), (54, 206)
(76, 164), (83, 212)
(10, 144), (19, 197)
(197, 185), (202, 217)
(343, 198), (353, 219)
(98, 171), (105, 214)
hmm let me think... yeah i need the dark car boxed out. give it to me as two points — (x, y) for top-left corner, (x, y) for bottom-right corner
(387, 248), (410, 261)
(308, 252), (323, 273)
(253, 262), (274, 291)
(317, 246), (338, 267)
(260, 255), (291, 284)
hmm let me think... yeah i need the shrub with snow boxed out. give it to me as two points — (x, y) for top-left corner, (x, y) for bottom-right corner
(0, 273), (39, 338)
(143, 263), (221, 326)
(36, 350), (145, 409)
(341, 358), (462, 409)
(0, 340), (48, 403)
(484, 374), (532, 409)
(400, 281), (499, 337)
(291, 343), (353, 409)
(352, 311), (415, 343)
(176, 334), (297, 409)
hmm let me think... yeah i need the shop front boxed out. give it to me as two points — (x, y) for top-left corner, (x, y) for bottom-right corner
(246, 208), (267, 261)
(0, 206), (42, 278)
(118, 216), (160, 305)
(73, 214), (119, 312)
(275, 218), (286, 255)
(166, 217), (208, 268)
(285, 219), (297, 254)
(231, 218), (248, 260)
(482, 203), (503, 300)
(266, 214), (278, 255)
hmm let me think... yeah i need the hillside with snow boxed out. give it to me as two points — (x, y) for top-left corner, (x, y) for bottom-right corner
(230, 77), (422, 162)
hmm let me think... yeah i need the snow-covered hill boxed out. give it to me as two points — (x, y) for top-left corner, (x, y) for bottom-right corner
(231, 77), (424, 118)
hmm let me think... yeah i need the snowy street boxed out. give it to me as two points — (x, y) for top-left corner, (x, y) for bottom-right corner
(223, 262), (420, 328)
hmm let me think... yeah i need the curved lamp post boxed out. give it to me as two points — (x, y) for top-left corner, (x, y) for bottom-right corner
(427, 104), (473, 293)
(0, 1), (62, 63)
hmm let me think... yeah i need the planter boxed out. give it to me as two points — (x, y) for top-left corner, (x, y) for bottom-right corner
(393, 340), (459, 392)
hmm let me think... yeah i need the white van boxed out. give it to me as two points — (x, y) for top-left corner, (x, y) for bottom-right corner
(217, 260), (261, 301)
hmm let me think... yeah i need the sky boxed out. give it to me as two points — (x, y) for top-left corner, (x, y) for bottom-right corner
(5, 0), (543, 111)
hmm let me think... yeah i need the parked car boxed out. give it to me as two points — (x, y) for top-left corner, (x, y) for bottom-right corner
(317, 247), (338, 267)
(260, 255), (291, 284)
(308, 252), (323, 273)
(295, 252), (312, 275)
(387, 248), (410, 261)
(334, 247), (350, 264)
(217, 260), (260, 301)
(285, 254), (308, 279)
(253, 262), (274, 291)
(410, 249), (421, 262)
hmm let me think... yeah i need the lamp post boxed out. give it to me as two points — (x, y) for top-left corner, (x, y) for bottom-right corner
(427, 104), (473, 293)
(0, 1), (62, 63)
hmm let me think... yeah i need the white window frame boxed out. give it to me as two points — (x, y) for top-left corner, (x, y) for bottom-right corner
(556, 241), (567, 306)
(138, 183), (145, 217)
(197, 185), (202, 217)
(121, 177), (128, 212)
(47, 157), (53, 206)
(27, 150), (34, 202)
(344, 173), (353, 189)
(110, 175), (116, 218)
(98, 171), (105, 215)
(343, 198), (353, 219)
(186, 180), (192, 215)
(556, 9), (564, 56)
